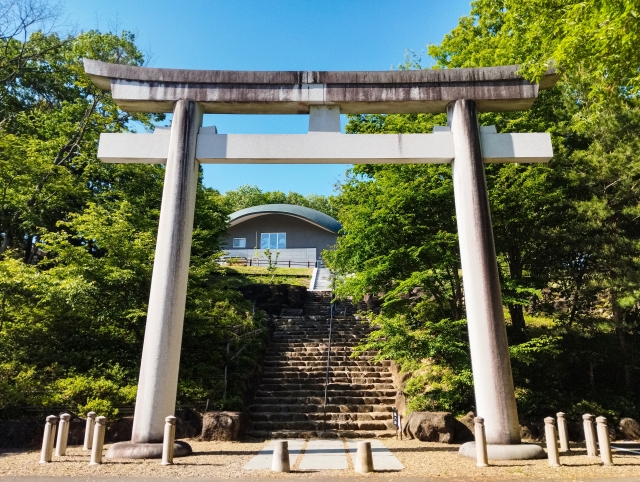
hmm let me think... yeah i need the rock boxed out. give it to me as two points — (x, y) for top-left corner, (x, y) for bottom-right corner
(619, 418), (640, 440)
(402, 411), (455, 443)
(453, 412), (475, 442)
(201, 411), (246, 441)
(520, 423), (540, 441)
(459, 411), (475, 434)
(175, 408), (203, 439)
(389, 361), (412, 392)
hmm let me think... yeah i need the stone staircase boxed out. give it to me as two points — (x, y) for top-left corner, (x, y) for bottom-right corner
(246, 295), (397, 439)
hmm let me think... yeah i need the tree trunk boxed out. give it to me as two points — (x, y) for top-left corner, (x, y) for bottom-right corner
(23, 233), (33, 263)
(506, 246), (527, 342)
(611, 290), (633, 390)
(508, 304), (527, 343)
(0, 228), (12, 254)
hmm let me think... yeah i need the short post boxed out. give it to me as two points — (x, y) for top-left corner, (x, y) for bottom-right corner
(55, 413), (71, 456)
(355, 441), (374, 473)
(544, 417), (561, 467)
(556, 412), (570, 452)
(583, 414), (598, 457)
(39, 415), (58, 464)
(83, 411), (96, 451)
(161, 416), (177, 465)
(474, 417), (488, 467)
(271, 440), (290, 472)
(89, 416), (107, 465)
(596, 416), (613, 465)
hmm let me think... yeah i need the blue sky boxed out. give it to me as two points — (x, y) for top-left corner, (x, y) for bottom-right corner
(62, 0), (472, 196)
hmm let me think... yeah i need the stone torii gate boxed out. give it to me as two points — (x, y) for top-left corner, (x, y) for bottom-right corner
(83, 59), (557, 460)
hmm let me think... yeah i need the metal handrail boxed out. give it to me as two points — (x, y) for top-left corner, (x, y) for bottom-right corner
(322, 279), (336, 432)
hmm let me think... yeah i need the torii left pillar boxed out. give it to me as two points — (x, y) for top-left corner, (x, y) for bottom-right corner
(106, 100), (202, 459)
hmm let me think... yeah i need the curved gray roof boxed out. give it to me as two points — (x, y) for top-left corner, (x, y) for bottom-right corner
(229, 204), (341, 234)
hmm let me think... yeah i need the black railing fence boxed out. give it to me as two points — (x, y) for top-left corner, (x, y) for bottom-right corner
(221, 255), (325, 268)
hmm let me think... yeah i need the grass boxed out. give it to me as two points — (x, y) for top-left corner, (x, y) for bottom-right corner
(504, 307), (556, 328)
(214, 266), (313, 288)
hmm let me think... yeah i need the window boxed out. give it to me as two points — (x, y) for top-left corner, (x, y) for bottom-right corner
(233, 238), (246, 248)
(260, 232), (286, 249)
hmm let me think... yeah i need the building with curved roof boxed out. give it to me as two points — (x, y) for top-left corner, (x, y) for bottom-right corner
(224, 204), (341, 266)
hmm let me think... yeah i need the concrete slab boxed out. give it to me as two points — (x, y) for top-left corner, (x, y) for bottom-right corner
(346, 439), (404, 471)
(298, 439), (348, 470)
(243, 439), (304, 470)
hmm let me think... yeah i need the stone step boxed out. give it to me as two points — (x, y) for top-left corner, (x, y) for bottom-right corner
(263, 350), (370, 357)
(263, 361), (381, 368)
(249, 411), (393, 422)
(245, 429), (397, 440)
(268, 342), (361, 348)
(271, 347), (376, 353)
(249, 309), (394, 439)
(258, 382), (395, 391)
(248, 420), (394, 432)
(249, 403), (395, 413)
(263, 356), (374, 363)
(261, 371), (388, 378)
(253, 394), (396, 403)
(263, 365), (390, 376)
(261, 375), (391, 383)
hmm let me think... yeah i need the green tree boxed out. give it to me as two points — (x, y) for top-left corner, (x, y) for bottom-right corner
(329, 0), (640, 417)
(222, 184), (338, 218)
(0, 28), (265, 417)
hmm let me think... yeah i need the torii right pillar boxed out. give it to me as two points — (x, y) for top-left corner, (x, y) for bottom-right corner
(449, 99), (544, 460)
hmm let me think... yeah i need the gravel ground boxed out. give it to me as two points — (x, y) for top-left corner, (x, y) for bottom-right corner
(1, 438), (639, 479)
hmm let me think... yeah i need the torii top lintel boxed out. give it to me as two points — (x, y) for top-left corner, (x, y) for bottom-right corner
(83, 59), (558, 115)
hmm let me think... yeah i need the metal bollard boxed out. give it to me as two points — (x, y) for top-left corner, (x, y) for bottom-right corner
(83, 411), (96, 451)
(39, 415), (58, 464)
(161, 416), (177, 465)
(355, 441), (374, 473)
(271, 440), (290, 472)
(474, 417), (489, 467)
(55, 413), (71, 456)
(89, 416), (107, 465)
(583, 414), (599, 457)
(596, 416), (613, 465)
(556, 412), (570, 452)
(544, 417), (561, 467)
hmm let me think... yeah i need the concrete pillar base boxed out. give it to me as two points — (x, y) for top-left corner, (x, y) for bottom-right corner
(459, 442), (545, 460)
(105, 440), (192, 459)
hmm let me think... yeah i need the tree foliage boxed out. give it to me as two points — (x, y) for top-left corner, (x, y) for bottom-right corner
(223, 184), (337, 218)
(328, 0), (640, 419)
(0, 26), (265, 418)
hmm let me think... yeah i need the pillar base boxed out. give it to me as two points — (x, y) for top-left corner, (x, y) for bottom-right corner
(459, 442), (544, 460)
(105, 440), (192, 459)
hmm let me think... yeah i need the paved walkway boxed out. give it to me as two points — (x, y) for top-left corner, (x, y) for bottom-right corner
(347, 439), (405, 471)
(298, 440), (348, 470)
(242, 439), (305, 469)
(244, 439), (402, 472)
